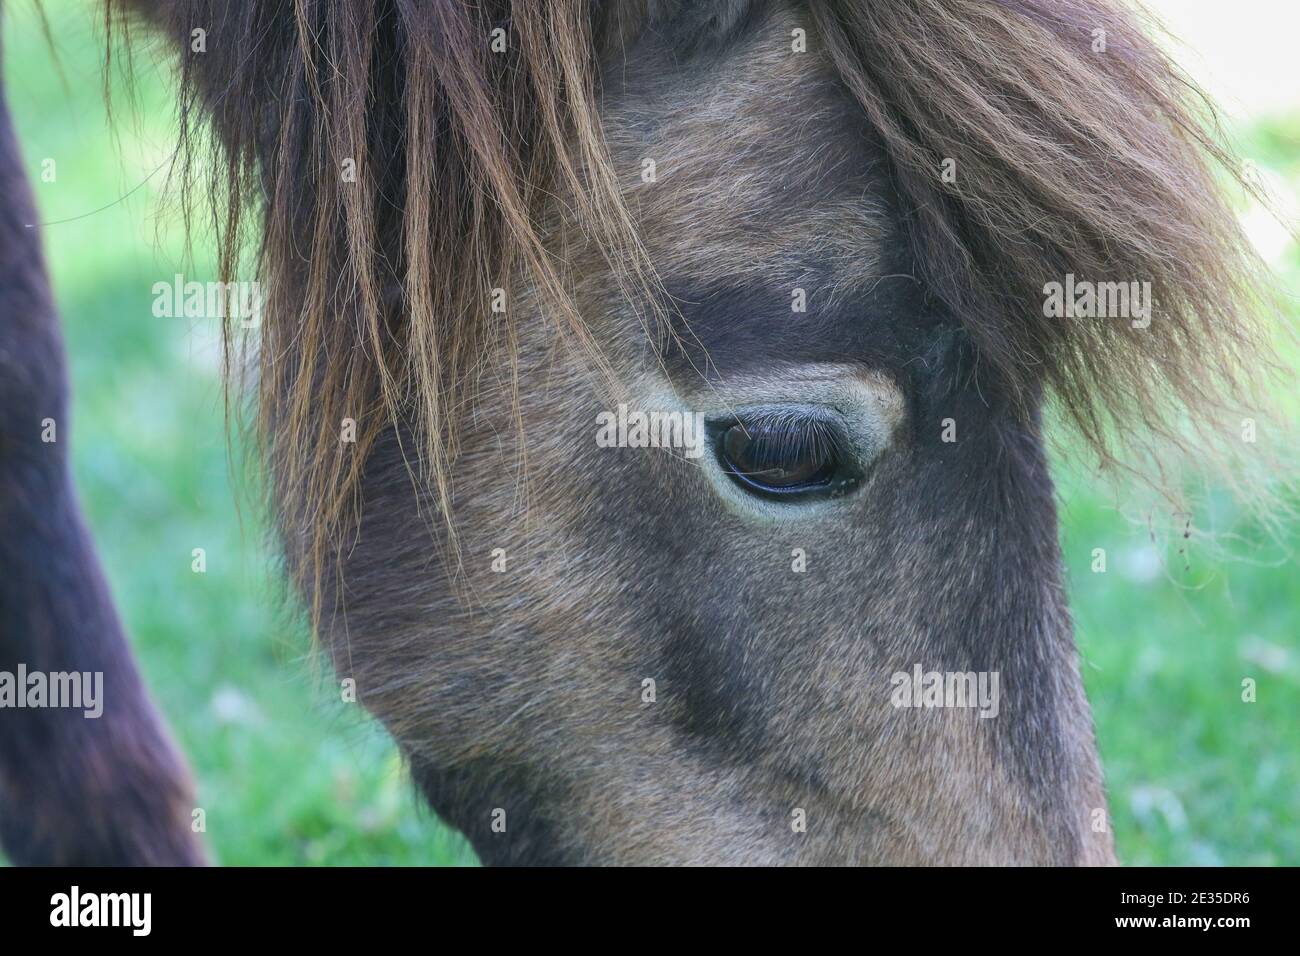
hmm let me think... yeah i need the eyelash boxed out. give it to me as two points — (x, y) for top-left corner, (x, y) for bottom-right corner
(712, 411), (848, 469)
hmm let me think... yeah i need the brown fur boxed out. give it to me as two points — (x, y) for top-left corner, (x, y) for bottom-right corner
(20, 0), (1277, 863)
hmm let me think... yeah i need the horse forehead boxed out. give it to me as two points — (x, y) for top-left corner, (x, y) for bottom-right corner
(599, 5), (891, 290)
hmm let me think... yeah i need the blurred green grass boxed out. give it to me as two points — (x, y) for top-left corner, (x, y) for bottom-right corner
(3, 1), (1296, 866)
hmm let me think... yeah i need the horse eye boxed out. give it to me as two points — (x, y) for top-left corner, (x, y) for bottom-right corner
(713, 416), (862, 501)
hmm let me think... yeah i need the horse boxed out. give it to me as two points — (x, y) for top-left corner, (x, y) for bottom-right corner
(0, 0), (1280, 865)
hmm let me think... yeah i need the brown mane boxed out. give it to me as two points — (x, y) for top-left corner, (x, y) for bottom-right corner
(814, 0), (1283, 461)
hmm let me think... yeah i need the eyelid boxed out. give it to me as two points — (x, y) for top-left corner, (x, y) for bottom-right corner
(653, 368), (904, 521)
(706, 405), (867, 506)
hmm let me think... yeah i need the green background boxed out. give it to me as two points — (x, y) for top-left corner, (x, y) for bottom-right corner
(2, 0), (1296, 865)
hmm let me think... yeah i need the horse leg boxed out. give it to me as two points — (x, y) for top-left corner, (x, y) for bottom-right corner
(0, 19), (204, 866)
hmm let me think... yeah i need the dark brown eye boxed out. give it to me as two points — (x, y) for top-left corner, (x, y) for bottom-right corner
(712, 414), (861, 501)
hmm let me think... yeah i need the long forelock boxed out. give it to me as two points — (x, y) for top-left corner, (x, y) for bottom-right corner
(814, 0), (1284, 458)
